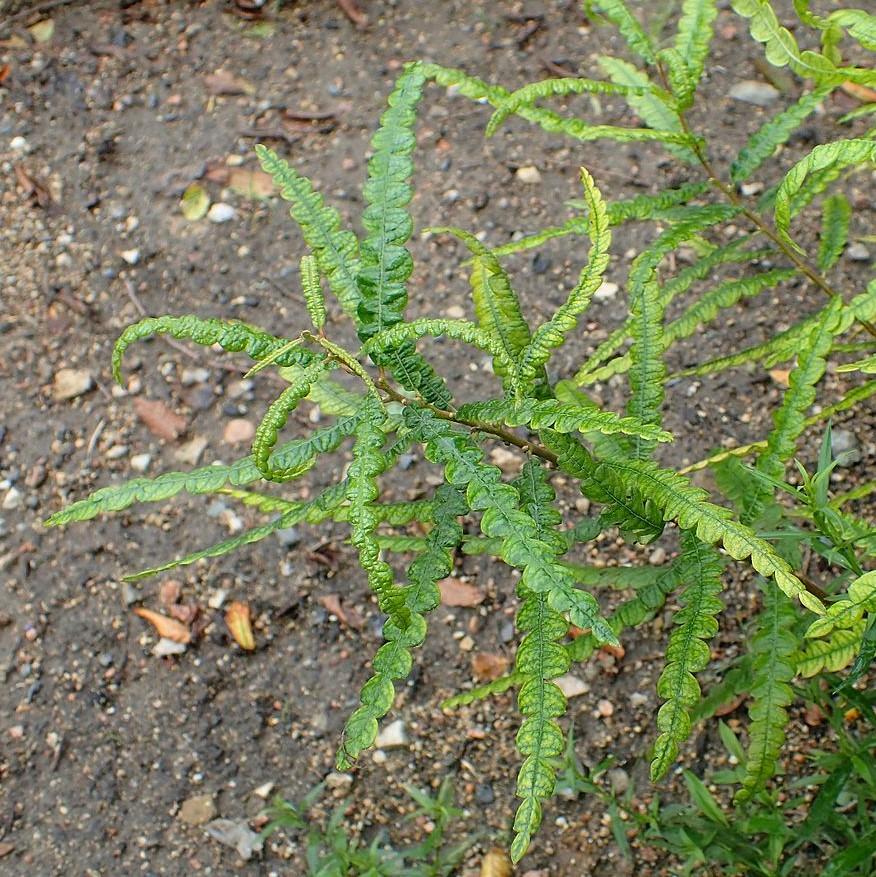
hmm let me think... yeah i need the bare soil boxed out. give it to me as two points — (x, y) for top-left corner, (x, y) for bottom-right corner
(1, 2), (874, 875)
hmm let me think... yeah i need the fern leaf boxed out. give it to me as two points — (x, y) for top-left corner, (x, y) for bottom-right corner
(44, 414), (361, 527)
(731, 86), (833, 184)
(509, 459), (573, 861)
(806, 571), (876, 640)
(442, 672), (522, 710)
(589, 0), (657, 64)
(347, 401), (409, 631)
(486, 77), (648, 137)
(363, 317), (517, 382)
(829, 10), (876, 51)
(429, 226), (531, 391)
(626, 271), (666, 460)
(598, 57), (697, 163)
(253, 359), (333, 482)
(545, 433), (824, 613)
(278, 365), (366, 417)
(300, 254), (326, 331)
(256, 145), (360, 318)
(455, 398), (672, 443)
(517, 168), (611, 387)
(659, 47), (698, 111)
(735, 584), (797, 803)
(356, 62), (451, 409)
(837, 354), (876, 374)
(123, 481), (349, 581)
(337, 485), (466, 767)
(405, 406), (616, 644)
(731, 0), (876, 86)
(674, 0), (718, 90)
(745, 299), (845, 521)
(112, 315), (312, 384)
(651, 532), (724, 781)
(775, 139), (876, 252)
(796, 617), (867, 677)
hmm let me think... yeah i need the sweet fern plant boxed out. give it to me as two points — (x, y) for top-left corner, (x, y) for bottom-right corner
(48, 1), (876, 864)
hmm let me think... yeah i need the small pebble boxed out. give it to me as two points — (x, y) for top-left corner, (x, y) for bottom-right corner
(275, 526), (301, 548)
(489, 446), (521, 474)
(154, 638), (187, 658)
(180, 367), (210, 386)
(375, 719), (408, 749)
(223, 418), (255, 444)
(847, 242), (871, 262)
(474, 783), (495, 805)
(516, 165), (541, 184)
(648, 546), (667, 566)
(207, 589), (228, 610)
(729, 80), (780, 106)
(372, 750), (388, 765)
(53, 368), (94, 401)
(459, 635), (475, 652)
(445, 305), (465, 319)
(9, 136), (29, 152)
(174, 435), (208, 466)
(2, 487), (22, 510)
(593, 281), (619, 301)
(130, 453), (151, 473)
(629, 691), (648, 708)
(597, 699), (615, 718)
(178, 794), (216, 826)
(120, 248), (141, 265)
(608, 767), (630, 795)
(555, 674), (590, 698)
(325, 772), (354, 791)
(208, 202), (236, 223)
(831, 428), (862, 466)
(252, 782), (274, 800)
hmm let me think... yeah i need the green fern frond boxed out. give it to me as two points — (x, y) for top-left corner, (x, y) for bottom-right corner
(112, 315), (312, 384)
(44, 414), (361, 527)
(817, 193), (852, 272)
(775, 139), (876, 252)
(796, 617), (867, 677)
(589, 0), (657, 64)
(730, 86), (834, 184)
(300, 254), (326, 331)
(347, 401), (410, 631)
(828, 9), (876, 52)
(123, 481), (349, 581)
(658, 47), (698, 112)
(278, 365), (366, 417)
(455, 398), (672, 443)
(429, 226), (531, 391)
(337, 485), (466, 768)
(598, 57), (697, 163)
(731, 0), (876, 86)
(441, 672), (522, 710)
(256, 144), (360, 318)
(735, 584), (797, 803)
(546, 433), (824, 613)
(837, 353), (876, 374)
(253, 359), (333, 482)
(510, 459), (571, 862)
(651, 532), (724, 781)
(806, 571), (876, 640)
(517, 168), (611, 388)
(363, 317), (517, 382)
(357, 62), (452, 409)
(673, 0), (718, 91)
(486, 77), (649, 137)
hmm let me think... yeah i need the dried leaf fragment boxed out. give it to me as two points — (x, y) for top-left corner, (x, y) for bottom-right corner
(226, 601), (256, 650)
(134, 607), (191, 644)
(133, 398), (187, 441)
(841, 81), (876, 104)
(337, 0), (367, 28)
(28, 19), (54, 43)
(438, 577), (485, 607)
(471, 652), (509, 681)
(204, 70), (256, 96)
(318, 593), (364, 630)
(14, 164), (51, 208)
(480, 847), (513, 877)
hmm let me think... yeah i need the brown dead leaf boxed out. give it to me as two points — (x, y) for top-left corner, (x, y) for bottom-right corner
(14, 163), (52, 208)
(134, 607), (191, 644)
(0, 64), (10, 85)
(159, 579), (182, 606)
(714, 693), (747, 717)
(133, 398), (187, 441)
(169, 604), (199, 625)
(600, 642), (626, 660)
(480, 848), (513, 877)
(0, 843), (13, 859)
(226, 601), (256, 650)
(337, 0), (367, 28)
(228, 167), (274, 199)
(769, 368), (791, 388)
(438, 577), (485, 608)
(318, 594), (365, 630)
(471, 652), (509, 681)
(841, 81), (876, 103)
(204, 70), (256, 96)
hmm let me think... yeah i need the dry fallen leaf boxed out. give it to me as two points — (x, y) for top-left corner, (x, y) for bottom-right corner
(337, 0), (367, 28)
(14, 163), (52, 208)
(159, 579), (182, 606)
(226, 601), (256, 650)
(28, 19), (54, 43)
(169, 604), (199, 625)
(134, 607), (191, 644)
(471, 652), (509, 681)
(438, 577), (485, 607)
(480, 847), (513, 877)
(769, 368), (791, 388)
(0, 64), (10, 85)
(133, 398), (187, 441)
(318, 593), (364, 630)
(228, 167), (274, 199)
(841, 81), (876, 103)
(204, 70), (256, 96)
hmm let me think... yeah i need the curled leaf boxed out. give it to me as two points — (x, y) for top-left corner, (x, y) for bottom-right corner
(134, 607), (191, 644)
(225, 601), (256, 650)
(180, 183), (210, 221)
(480, 847), (513, 877)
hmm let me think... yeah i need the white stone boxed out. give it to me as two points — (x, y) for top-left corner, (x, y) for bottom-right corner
(174, 435), (208, 466)
(729, 80), (780, 106)
(53, 367), (94, 400)
(375, 719), (408, 749)
(9, 136), (29, 152)
(130, 453), (151, 473)
(515, 165), (541, 184)
(2, 487), (22, 510)
(153, 638), (187, 657)
(252, 782), (274, 799)
(847, 243), (871, 262)
(120, 248), (140, 265)
(593, 280), (619, 301)
(208, 202), (236, 223)
(555, 674), (590, 698)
